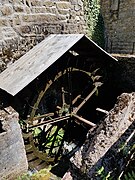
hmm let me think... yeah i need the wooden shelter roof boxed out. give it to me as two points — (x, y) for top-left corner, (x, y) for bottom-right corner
(0, 34), (117, 96)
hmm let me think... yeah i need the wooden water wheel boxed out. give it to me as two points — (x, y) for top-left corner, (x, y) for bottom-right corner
(21, 56), (102, 166)
(0, 34), (114, 170)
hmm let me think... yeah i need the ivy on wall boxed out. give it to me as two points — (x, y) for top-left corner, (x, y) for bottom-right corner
(83, 0), (105, 48)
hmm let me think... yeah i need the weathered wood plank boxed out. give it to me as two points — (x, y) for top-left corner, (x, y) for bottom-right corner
(0, 34), (84, 96)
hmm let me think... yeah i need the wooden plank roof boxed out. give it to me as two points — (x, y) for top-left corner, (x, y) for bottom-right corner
(0, 34), (117, 96)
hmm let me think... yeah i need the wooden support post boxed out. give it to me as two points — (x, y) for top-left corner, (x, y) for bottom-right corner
(73, 82), (102, 114)
(73, 87), (97, 114)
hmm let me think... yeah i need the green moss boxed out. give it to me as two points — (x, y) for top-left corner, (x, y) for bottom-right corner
(31, 168), (60, 180)
(16, 167), (60, 180)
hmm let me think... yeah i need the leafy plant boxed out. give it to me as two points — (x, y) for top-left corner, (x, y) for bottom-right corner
(33, 127), (42, 137)
(124, 171), (135, 180)
(96, 166), (112, 180)
(17, 173), (31, 180)
(84, 0), (105, 48)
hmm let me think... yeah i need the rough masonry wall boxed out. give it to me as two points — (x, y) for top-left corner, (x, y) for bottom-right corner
(101, 0), (135, 54)
(112, 54), (135, 93)
(0, 0), (86, 72)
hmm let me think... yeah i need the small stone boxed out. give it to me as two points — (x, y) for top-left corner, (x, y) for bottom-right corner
(13, 14), (21, 25)
(0, 18), (9, 26)
(74, 4), (81, 11)
(42, 1), (55, 7)
(1, 5), (13, 16)
(56, 2), (71, 10)
(13, 5), (24, 12)
(30, 0), (42, 6)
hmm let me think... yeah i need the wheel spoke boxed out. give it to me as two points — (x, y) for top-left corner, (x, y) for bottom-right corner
(73, 83), (102, 114)
(29, 115), (70, 129)
(72, 114), (96, 127)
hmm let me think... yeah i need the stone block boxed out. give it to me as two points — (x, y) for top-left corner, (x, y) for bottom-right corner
(1, 4), (13, 16)
(45, 7), (58, 14)
(0, 18), (9, 26)
(71, 0), (78, 5)
(2, 27), (18, 38)
(25, 6), (31, 14)
(78, 0), (83, 7)
(74, 4), (82, 11)
(58, 9), (70, 15)
(57, 14), (67, 21)
(22, 14), (58, 23)
(13, 5), (24, 13)
(11, 0), (24, 5)
(56, 2), (71, 10)
(19, 25), (31, 34)
(42, 1), (55, 7)
(32, 7), (47, 13)
(13, 14), (21, 25)
(30, 0), (42, 6)
(0, 107), (28, 180)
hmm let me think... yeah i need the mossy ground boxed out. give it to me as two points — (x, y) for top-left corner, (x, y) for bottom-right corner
(17, 167), (61, 180)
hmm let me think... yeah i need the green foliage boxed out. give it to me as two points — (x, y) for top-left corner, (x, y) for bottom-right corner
(33, 127), (42, 137)
(92, 13), (105, 48)
(84, 0), (105, 48)
(17, 173), (31, 180)
(124, 171), (135, 180)
(16, 167), (60, 180)
(96, 166), (112, 180)
(19, 119), (26, 128)
(45, 127), (64, 148)
(97, 167), (135, 180)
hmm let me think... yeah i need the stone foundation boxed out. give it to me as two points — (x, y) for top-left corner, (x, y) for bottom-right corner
(0, 107), (28, 180)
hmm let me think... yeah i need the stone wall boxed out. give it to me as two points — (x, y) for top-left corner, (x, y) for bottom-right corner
(101, 0), (135, 54)
(0, 107), (28, 180)
(0, 0), (86, 72)
(112, 54), (135, 93)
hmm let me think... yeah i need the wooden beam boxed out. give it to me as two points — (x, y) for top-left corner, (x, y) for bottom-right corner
(72, 114), (96, 127)
(96, 108), (109, 115)
(29, 115), (70, 129)
(30, 112), (55, 121)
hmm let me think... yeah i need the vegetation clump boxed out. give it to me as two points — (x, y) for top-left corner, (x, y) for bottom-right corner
(84, 0), (105, 48)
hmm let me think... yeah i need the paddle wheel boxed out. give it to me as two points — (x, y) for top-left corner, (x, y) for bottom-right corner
(21, 56), (102, 165)
(0, 34), (116, 170)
